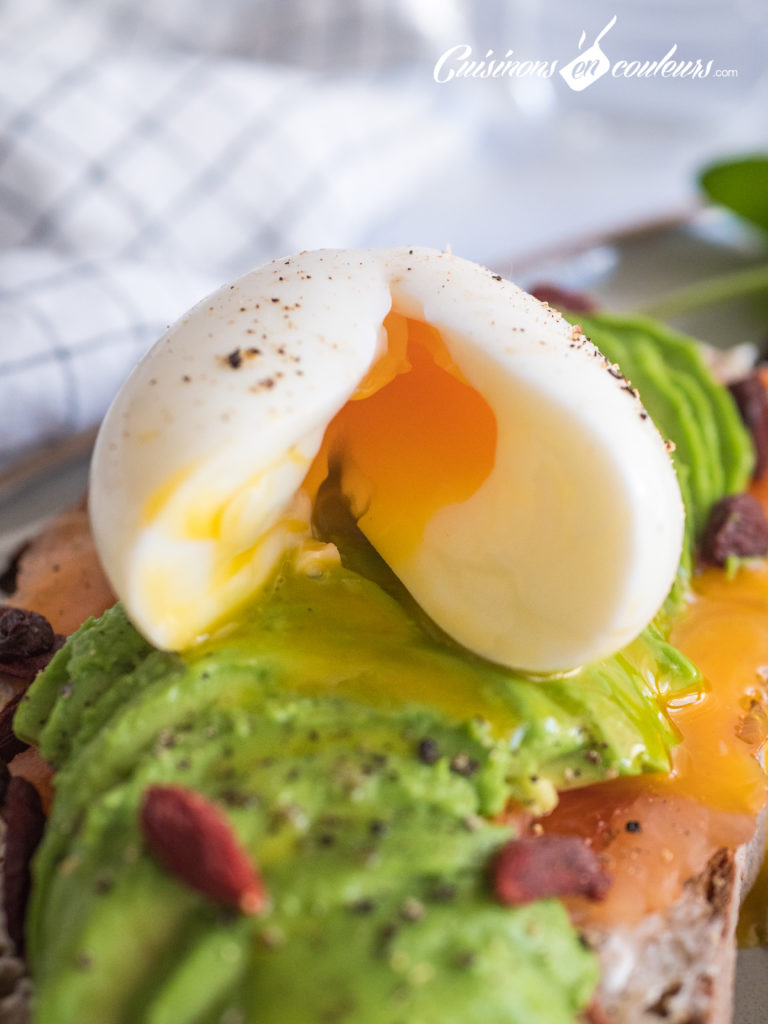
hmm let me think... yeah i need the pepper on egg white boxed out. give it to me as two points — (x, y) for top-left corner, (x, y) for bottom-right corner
(89, 247), (684, 671)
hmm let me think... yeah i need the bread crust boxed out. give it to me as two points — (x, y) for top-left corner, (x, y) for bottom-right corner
(587, 810), (766, 1024)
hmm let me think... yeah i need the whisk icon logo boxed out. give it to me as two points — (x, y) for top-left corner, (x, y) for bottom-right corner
(559, 15), (617, 91)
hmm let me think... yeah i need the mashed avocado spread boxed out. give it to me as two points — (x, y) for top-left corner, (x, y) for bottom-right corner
(14, 314), (753, 1024)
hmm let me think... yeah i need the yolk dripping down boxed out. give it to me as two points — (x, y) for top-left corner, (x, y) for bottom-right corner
(302, 313), (498, 562)
(532, 486), (768, 931)
(666, 565), (768, 813)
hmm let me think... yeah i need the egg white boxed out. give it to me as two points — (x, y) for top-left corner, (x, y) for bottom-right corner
(90, 247), (684, 671)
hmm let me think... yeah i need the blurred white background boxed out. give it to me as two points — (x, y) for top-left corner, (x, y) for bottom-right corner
(0, 0), (767, 469)
(3, 0), (767, 267)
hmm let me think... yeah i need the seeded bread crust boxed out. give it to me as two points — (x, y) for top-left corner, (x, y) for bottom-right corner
(587, 810), (766, 1024)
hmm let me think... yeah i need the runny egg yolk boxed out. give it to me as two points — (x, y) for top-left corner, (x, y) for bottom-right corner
(666, 564), (768, 814)
(301, 313), (497, 562)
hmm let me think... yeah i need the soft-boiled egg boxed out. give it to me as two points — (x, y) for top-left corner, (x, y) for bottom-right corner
(89, 247), (684, 672)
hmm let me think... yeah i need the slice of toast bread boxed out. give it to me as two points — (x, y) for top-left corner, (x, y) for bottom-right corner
(587, 810), (766, 1024)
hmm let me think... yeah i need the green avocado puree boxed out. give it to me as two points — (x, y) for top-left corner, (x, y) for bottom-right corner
(17, 557), (696, 1024)
(13, 312), (753, 1024)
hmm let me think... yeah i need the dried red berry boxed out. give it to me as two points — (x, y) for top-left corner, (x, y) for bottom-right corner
(0, 633), (65, 684)
(729, 373), (768, 480)
(1, 776), (46, 954)
(140, 785), (267, 915)
(699, 493), (768, 567)
(0, 606), (54, 658)
(492, 834), (611, 907)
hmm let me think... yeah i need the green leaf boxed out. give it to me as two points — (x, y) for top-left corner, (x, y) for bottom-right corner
(700, 154), (768, 235)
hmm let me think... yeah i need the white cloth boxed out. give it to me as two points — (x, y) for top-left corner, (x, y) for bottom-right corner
(0, 0), (466, 470)
(1, 0), (766, 473)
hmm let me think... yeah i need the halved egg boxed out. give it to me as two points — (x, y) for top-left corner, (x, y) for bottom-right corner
(89, 247), (684, 672)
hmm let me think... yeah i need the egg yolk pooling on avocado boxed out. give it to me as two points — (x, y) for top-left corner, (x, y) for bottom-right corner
(301, 313), (498, 564)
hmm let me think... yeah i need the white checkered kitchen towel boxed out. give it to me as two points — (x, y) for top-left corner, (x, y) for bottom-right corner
(0, 0), (474, 472)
